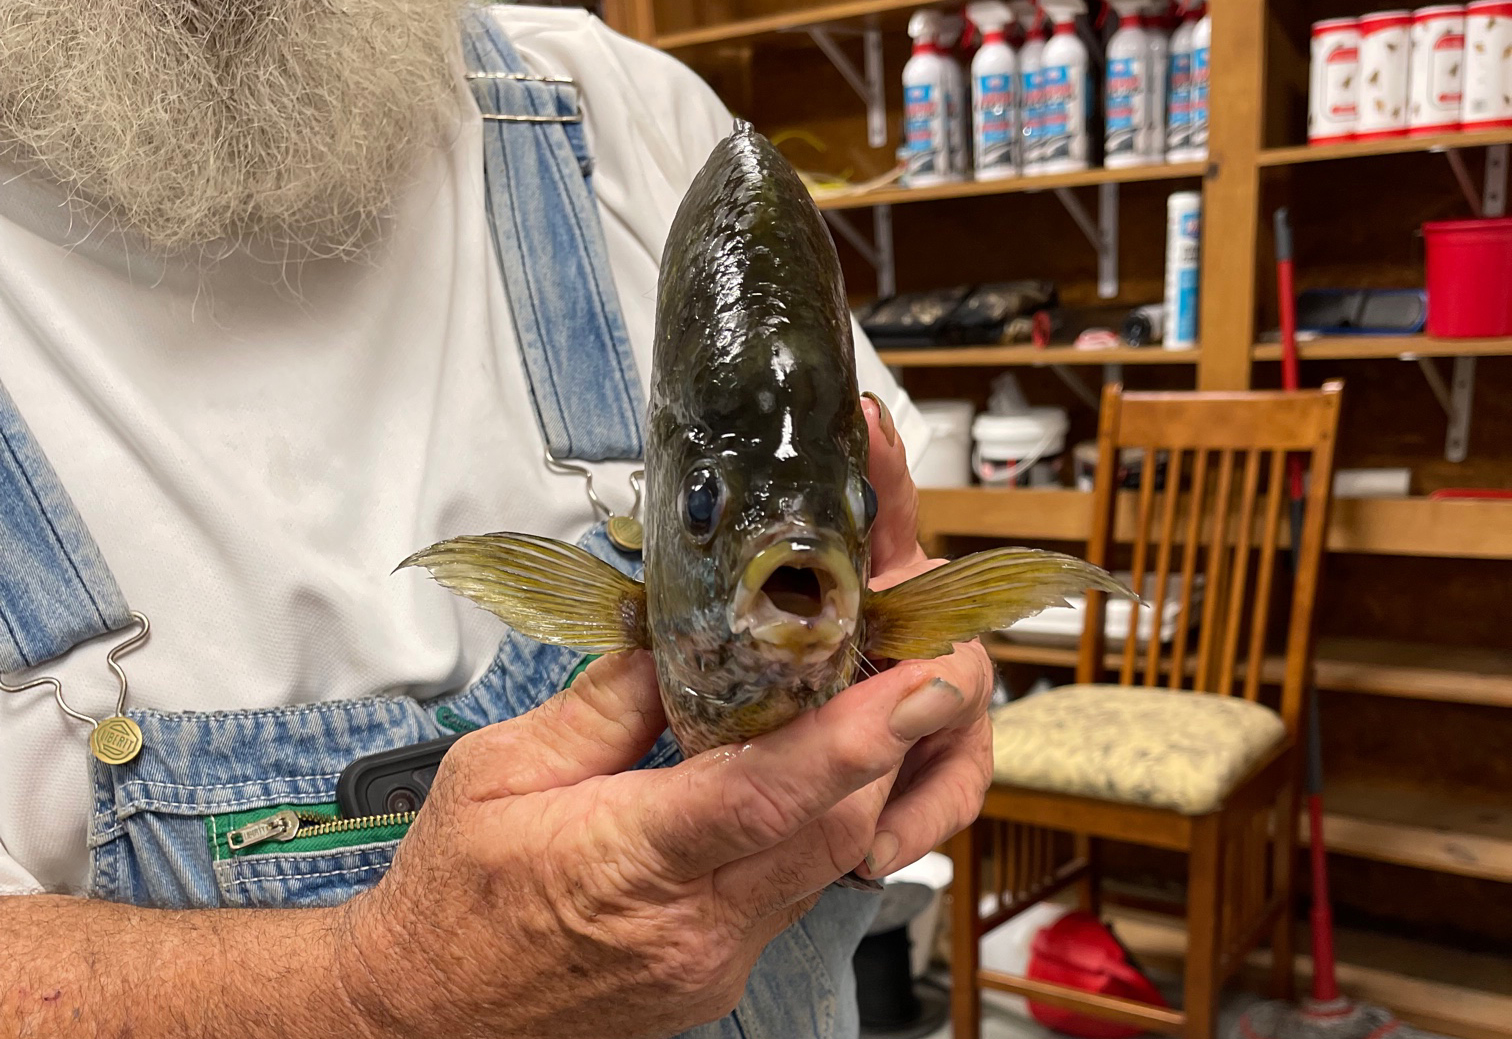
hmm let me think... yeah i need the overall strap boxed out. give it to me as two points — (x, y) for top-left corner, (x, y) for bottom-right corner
(461, 8), (647, 463)
(0, 380), (132, 672)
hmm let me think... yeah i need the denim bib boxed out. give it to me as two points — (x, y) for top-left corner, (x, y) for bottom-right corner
(0, 9), (875, 1037)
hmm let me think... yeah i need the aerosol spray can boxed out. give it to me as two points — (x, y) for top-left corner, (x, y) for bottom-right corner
(1036, 0), (1091, 174)
(902, 9), (959, 186)
(1163, 191), (1202, 351)
(969, 1), (1020, 179)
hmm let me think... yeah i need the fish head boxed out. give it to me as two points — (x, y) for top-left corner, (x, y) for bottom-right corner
(665, 398), (874, 672)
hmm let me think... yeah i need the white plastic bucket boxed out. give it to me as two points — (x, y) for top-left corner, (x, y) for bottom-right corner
(913, 400), (976, 488)
(972, 408), (1069, 487)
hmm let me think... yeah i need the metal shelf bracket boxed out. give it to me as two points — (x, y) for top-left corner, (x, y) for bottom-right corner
(806, 24), (887, 149)
(1053, 183), (1119, 299)
(824, 204), (896, 297)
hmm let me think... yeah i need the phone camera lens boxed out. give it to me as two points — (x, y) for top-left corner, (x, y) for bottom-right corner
(385, 788), (420, 813)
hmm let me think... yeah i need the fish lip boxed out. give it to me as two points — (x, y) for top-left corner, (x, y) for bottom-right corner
(729, 530), (861, 666)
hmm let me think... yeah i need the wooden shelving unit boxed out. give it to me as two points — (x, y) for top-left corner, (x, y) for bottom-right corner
(614, 0), (1512, 1024)
(916, 487), (1512, 559)
(1253, 335), (1512, 361)
(988, 635), (1512, 710)
(877, 344), (1197, 367)
(652, 0), (923, 49)
(1311, 781), (1512, 885)
(815, 161), (1206, 211)
(1258, 127), (1512, 167)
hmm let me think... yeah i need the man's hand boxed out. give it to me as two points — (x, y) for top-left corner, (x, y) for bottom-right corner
(855, 392), (995, 880)
(338, 643), (971, 1039)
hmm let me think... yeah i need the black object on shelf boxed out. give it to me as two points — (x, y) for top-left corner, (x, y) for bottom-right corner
(859, 281), (1057, 348)
(1295, 288), (1426, 335)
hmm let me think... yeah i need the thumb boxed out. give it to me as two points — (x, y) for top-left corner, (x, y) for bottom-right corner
(444, 650), (669, 800)
(862, 392), (926, 576)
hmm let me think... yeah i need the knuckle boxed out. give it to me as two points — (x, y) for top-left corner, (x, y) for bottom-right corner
(727, 775), (804, 848)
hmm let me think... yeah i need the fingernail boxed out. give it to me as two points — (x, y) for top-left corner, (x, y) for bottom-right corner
(862, 391), (898, 448)
(865, 831), (900, 878)
(889, 678), (962, 742)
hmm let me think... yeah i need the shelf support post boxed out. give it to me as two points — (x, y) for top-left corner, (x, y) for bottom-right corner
(874, 203), (896, 297)
(1446, 358), (1475, 464)
(823, 204), (896, 298)
(1052, 184), (1119, 299)
(1049, 365), (1102, 408)
(806, 24), (888, 149)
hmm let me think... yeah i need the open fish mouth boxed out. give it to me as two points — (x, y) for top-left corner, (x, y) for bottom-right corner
(729, 534), (861, 665)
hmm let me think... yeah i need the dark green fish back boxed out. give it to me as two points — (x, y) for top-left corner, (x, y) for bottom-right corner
(651, 122), (856, 437)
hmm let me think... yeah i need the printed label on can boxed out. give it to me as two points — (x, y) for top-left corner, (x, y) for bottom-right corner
(1021, 68), (1041, 160)
(976, 72), (1017, 169)
(1167, 51), (1193, 151)
(1311, 26), (1362, 140)
(1463, 9), (1512, 124)
(1359, 23), (1410, 134)
(904, 83), (947, 177)
(1189, 46), (1211, 147)
(1038, 65), (1075, 156)
(1106, 57), (1147, 159)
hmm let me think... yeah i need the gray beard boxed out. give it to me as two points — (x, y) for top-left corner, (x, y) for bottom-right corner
(0, 0), (462, 256)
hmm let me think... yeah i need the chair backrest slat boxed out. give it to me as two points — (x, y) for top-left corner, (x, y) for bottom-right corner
(1143, 448), (1186, 688)
(1193, 448), (1235, 692)
(1243, 450), (1291, 701)
(1165, 448), (1210, 691)
(1076, 383), (1343, 735)
(1120, 446), (1161, 685)
(1217, 449), (1264, 695)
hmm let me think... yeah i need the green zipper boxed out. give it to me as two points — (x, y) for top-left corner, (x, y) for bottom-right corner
(208, 803), (415, 861)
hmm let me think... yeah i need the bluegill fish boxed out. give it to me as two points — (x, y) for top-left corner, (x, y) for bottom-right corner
(399, 124), (1128, 760)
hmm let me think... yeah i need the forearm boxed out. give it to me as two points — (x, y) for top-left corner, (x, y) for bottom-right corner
(0, 894), (375, 1038)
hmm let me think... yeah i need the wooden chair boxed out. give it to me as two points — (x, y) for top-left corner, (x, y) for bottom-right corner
(948, 382), (1343, 1039)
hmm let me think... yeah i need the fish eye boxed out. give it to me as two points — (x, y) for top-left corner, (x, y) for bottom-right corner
(848, 476), (878, 532)
(683, 465), (723, 541)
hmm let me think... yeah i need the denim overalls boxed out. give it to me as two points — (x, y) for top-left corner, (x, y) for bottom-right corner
(0, 9), (876, 1037)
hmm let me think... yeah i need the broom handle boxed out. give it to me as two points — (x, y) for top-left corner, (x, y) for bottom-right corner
(1276, 208), (1340, 1002)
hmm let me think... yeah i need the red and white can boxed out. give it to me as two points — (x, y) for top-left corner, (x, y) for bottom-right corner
(1463, 0), (1512, 128)
(1410, 5), (1467, 134)
(1311, 18), (1362, 143)
(1358, 11), (1413, 137)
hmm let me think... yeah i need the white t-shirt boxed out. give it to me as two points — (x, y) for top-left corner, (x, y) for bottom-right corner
(0, 7), (927, 895)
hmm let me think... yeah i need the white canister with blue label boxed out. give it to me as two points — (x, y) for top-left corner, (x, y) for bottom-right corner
(1163, 191), (1202, 351)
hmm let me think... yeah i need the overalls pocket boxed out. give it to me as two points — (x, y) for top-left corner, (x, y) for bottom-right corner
(208, 803), (413, 909)
(87, 697), (441, 909)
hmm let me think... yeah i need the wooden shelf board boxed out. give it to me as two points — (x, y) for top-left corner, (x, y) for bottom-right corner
(1307, 780), (1512, 885)
(654, 0), (922, 49)
(1110, 908), (1512, 1039)
(878, 344), (1198, 368)
(917, 488), (1512, 559)
(813, 161), (1207, 211)
(1258, 127), (1512, 167)
(1253, 335), (1512, 361)
(987, 635), (1512, 709)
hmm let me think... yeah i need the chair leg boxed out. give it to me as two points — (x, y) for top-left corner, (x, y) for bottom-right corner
(949, 823), (983, 1039)
(1074, 833), (1102, 917)
(1269, 778), (1302, 1000)
(1184, 814), (1224, 1039)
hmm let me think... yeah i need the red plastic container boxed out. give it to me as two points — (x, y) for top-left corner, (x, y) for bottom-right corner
(1423, 217), (1512, 337)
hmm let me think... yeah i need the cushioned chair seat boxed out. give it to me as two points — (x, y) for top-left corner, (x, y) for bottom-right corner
(990, 685), (1286, 815)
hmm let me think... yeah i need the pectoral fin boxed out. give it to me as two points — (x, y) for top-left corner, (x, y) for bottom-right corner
(397, 533), (649, 652)
(863, 548), (1135, 660)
